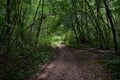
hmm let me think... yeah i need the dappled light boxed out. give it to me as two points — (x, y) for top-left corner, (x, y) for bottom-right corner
(0, 0), (120, 80)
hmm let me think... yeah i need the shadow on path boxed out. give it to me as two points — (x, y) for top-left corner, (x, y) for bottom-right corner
(29, 45), (108, 80)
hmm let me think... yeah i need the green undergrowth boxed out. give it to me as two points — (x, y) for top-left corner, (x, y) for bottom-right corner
(65, 37), (89, 49)
(100, 52), (120, 80)
(63, 31), (91, 49)
(51, 36), (64, 46)
(0, 38), (53, 80)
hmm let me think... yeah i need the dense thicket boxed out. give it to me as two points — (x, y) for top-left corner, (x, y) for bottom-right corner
(0, 0), (120, 80)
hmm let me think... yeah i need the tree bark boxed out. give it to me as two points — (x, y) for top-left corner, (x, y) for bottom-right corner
(5, 0), (11, 47)
(34, 0), (44, 49)
(103, 0), (118, 52)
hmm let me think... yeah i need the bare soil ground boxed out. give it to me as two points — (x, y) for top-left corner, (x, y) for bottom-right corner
(28, 45), (108, 80)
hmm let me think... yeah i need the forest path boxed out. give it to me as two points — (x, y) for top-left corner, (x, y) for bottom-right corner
(29, 45), (107, 80)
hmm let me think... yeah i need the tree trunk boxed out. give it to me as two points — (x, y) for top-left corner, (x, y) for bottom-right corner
(5, 0), (11, 51)
(103, 0), (118, 52)
(34, 0), (44, 49)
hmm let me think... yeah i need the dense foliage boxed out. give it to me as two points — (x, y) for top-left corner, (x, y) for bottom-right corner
(0, 0), (120, 80)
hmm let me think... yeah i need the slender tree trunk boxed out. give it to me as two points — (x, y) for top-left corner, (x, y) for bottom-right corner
(71, 0), (81, 42)
(28, 0), (41, 32)
(34, 0), (44, 49)
(85, 0), (107, 48)
(5, 0), (11, 49)
(71, 19), (79, 42)
(103, 0), (118, 52)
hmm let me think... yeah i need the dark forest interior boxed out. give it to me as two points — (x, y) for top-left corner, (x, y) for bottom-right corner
(0, 0), (120, 80)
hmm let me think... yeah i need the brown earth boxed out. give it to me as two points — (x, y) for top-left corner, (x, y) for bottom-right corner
(28, 45), (108, 80)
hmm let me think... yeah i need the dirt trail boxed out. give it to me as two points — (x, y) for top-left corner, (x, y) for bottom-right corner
(29, 45), (107, 80)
